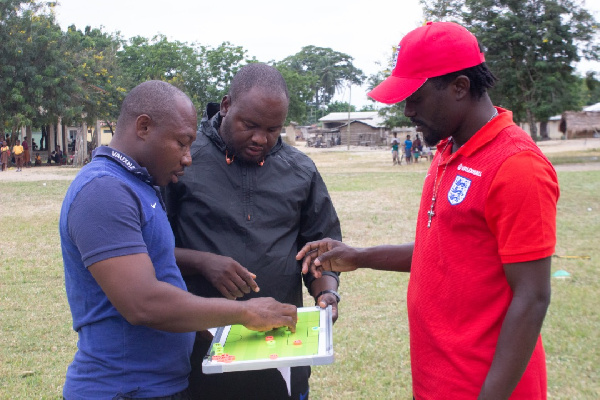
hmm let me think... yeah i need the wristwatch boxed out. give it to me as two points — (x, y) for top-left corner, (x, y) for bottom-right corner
(315, 289), (341, 305)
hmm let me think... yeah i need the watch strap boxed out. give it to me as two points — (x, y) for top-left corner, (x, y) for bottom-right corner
(315, 289), (340, 305)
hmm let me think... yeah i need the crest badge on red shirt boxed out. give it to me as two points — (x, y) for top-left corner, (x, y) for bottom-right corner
(448, 175), (471, 205)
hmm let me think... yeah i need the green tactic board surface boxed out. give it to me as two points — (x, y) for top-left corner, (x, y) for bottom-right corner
(202, 306), (334, 374)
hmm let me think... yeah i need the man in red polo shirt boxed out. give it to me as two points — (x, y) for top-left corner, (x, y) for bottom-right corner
(296, 21), (559, 399)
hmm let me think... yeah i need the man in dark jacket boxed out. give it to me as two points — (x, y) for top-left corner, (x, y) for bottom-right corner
(165, 63), (342, 400)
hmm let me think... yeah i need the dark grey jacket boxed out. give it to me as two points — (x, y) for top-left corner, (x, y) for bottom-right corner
(165, 104), (341, 306)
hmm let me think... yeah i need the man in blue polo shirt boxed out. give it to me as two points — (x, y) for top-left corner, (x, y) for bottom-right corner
(60, 80), (297, 400)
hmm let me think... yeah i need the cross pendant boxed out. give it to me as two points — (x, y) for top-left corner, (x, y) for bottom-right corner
(427, 198), (436, 228)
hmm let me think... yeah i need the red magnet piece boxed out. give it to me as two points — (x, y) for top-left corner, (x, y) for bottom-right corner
(265, 336), (274, 341)
(293, 339), (302, 346)
(269, 354), (278, 359)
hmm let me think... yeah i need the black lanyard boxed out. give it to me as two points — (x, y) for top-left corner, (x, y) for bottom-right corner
(92, 146), (165, 210)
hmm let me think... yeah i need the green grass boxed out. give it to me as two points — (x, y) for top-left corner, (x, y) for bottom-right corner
(545, 149), (600, 165)
(1, 180), (75, 398)
(1, 150), (599, 399)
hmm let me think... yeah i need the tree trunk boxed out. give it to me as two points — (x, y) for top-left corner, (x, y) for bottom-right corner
(48, 124), (55, 159)
(90, 123), (98, 153)
(61, 120), (68, 159)
(540, 121), (549, 140)
(11, 126), (18, 146)
(103, 119), (115, 136)
(40, 125), (47, 151)
(83, 122), (88, 163)
(74, 123), (87, 167)
(526, 109), (538, 140)
(26, 126), (32, 166)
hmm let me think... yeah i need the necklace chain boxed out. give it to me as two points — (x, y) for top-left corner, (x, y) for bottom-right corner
(486, 109), (499, 124)
(426, 109), (498, 228)
(427, 140), (454, 228)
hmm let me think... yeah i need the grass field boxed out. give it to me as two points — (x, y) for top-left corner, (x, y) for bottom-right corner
(1, 147), (599, 399)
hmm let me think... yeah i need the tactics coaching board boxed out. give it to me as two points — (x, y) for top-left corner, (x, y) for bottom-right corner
(202, 306), (334, 374)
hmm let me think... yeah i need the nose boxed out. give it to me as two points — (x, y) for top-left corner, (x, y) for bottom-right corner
(251, 129), (269, 146)
(181, 149), (192, 167)
(404, 102), (415, 118)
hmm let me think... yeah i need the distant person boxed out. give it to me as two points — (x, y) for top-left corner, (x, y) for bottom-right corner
(34, 153), (42, 166)
(22, 137), (30, 167)
(421, 145), (433, 161)
(12, 139), (24, 172)
(60, 80), (297, 399)
(165, 63), (341, 400)
(50, 145), (63, 164)
(412, 134), (422, 162)
(390, 132), (401, 165)
(297, 21), (559, 399)
(404, 134), (413, 164)
(1, 141), (9, 171)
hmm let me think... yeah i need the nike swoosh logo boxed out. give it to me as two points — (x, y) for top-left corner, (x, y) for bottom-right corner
(151, 203), (156, 208)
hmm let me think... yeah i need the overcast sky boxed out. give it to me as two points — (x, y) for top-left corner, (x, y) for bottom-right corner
(53, 0), (600, 109)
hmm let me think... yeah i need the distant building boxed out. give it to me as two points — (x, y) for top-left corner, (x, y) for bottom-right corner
(559, 102), (600, 139)
(520, 102), (600, 140)
(319, 112), (390, 146)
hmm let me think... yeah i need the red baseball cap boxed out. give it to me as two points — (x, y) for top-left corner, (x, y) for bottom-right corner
(368, 21), (485, 104)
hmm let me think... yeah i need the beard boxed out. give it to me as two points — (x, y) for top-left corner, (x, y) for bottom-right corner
(414, 120), (444, 148)
(422, 132), (440, 148)
(220, 121), (266, 164)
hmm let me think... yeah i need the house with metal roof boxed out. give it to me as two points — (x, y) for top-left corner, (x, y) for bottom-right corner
(318, 112), (392, 146)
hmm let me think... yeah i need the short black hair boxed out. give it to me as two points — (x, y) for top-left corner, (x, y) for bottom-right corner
(117, 80), (192, 133)
(429, 63), (497, 100)
(228, 63), (289, 104)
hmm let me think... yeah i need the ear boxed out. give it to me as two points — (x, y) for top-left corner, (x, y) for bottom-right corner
(452, 75), (471, 101)
(135, 114), (152, 140)
(220, 95), (231, 118)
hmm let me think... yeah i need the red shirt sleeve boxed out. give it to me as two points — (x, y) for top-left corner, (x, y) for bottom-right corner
(485, 150), (559, 264)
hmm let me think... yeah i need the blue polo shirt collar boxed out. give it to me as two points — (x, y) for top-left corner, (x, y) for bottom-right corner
(92, 146), (155, 186)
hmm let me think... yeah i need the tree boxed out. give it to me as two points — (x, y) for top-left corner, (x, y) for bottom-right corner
(378, 102), (412, 129)
(365, 53), (413, 128)
(118, 34), (199, 88)
(325, 101), (356, 114)
(280, 46), (365, 124)
(0, 0), (79, 149)
(359, 105), (377, 112)
(118, 38), (250, 115)
(421, 0), (599, 138)
(275, 64), (317, 125)
(583, 71), (600, 106)
(192, 41), (249, 109)
(63, 25), (124, 127)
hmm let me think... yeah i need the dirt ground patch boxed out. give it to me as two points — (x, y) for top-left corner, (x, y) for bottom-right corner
(0, 164), (79, 182)
(0, 138), (599, 182)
